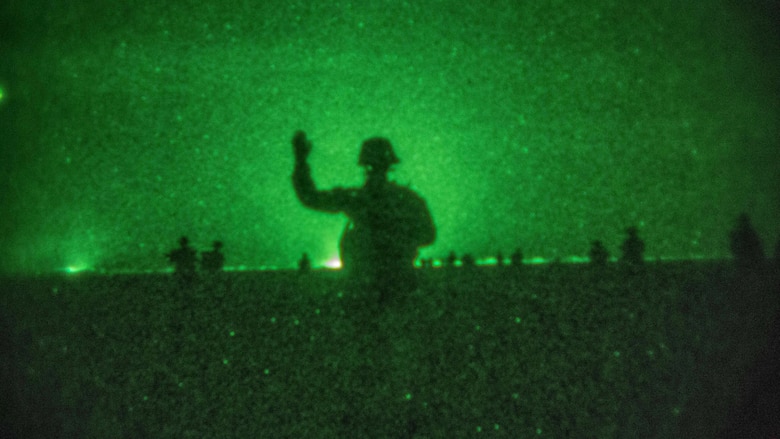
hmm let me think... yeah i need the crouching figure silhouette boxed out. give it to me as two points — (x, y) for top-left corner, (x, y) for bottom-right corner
(291, 131), (436, 303)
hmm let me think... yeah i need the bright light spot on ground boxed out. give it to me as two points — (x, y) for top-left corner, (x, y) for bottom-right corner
(477, 257), (496, 266)
(324, 255), (342, 269)
(64, 264), (91, 274)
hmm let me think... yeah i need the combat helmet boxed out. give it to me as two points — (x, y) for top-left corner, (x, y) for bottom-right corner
(358, 137), (400, 169)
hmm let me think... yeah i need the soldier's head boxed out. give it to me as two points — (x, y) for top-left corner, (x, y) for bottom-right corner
(358, 137), (399, 175)
(179, 236), (189, 247)
(213, 241), (223, 250)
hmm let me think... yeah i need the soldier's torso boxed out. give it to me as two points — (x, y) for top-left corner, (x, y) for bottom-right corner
(338, 182), (427, 273)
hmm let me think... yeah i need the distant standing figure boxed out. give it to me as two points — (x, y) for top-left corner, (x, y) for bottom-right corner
(729, 213), (765, 271)
(589, 240), (609, 267)
(291, 131), (436, 301)
(166, 236), (197, 283)
(298, 252), (312, 273)
(201, 241), (225, 273)
(620, 226), (645, 269)
(510, 248), (524, 267)
(496, 251), (505, 267)
(445, 251), (458, 268)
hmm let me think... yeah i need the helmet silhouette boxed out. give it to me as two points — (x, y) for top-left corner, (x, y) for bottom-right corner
(358, 137), (400, 169)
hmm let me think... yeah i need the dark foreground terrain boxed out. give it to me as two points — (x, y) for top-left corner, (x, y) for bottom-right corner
(2, 261), (779, 438)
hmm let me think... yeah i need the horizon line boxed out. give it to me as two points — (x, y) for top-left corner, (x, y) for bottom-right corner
(0, 254), (737, 277)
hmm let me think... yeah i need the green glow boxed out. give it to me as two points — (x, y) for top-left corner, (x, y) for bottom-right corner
(476, 258), (495, 266)
(1, 1), (778, 274)
(404, 393), (412, 400)
(229, 331), (235, 337)
(64, 264), (92, 274)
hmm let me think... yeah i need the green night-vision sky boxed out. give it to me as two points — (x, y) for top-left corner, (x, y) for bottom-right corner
(1, 0), (779, 273)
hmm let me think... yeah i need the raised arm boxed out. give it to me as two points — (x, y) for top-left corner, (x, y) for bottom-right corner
(291, 130), (350, 213)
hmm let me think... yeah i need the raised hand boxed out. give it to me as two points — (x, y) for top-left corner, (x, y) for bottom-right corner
(292, 130), (312, 163)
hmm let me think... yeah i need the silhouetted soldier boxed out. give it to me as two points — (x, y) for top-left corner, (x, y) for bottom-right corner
(291, 131), (436, 302)
(729, 213), (765, 271)
(496, 251), (505, 267)
(201, 241), (225, 273)
(166, 236), (197, 285)
(589, 240), (609, 267)
(620, 226), (645, 270)
(461, 253), (476, 268)
(510, 248), (524, 268)
(298, 252), (312, 273)
(445, 251), (458, 268)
